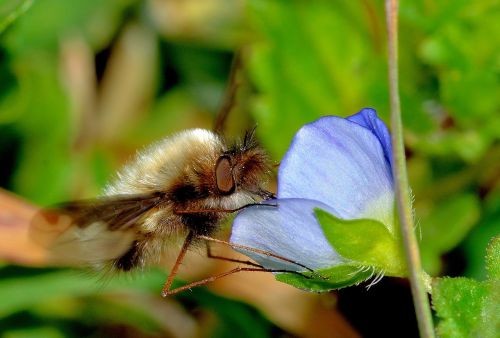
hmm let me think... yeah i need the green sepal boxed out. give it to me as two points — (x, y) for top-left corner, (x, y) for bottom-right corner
(315, 208), (406, 276)
(275, 263), (373, 292)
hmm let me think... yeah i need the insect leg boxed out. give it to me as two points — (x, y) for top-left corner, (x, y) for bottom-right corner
(197, 235), (315, 273)
(162, 266), (310, 297)
(161, 231), (195, 297)
(205, 241), (262, 268)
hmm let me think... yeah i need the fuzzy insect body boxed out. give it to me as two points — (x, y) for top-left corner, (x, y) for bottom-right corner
(31, 128), (272, 273)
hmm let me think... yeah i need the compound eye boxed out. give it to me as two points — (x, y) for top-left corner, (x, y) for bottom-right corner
(215, 156), (235, 194)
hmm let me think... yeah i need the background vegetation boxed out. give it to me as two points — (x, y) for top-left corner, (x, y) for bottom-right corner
(0, 0), (498, 337)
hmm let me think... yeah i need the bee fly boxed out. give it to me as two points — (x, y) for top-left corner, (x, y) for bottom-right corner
(31, 128), (311, 296)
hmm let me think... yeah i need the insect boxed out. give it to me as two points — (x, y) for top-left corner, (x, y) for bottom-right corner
(31, 128), (310, 296)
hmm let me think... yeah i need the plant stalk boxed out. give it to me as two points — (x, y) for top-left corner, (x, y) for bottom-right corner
(385, 1), (436, 337)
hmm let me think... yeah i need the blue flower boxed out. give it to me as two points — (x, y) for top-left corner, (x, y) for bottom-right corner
(230, 108), (399, 275)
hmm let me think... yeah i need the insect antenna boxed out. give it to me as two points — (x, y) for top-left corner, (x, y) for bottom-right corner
(241, 125), (258, 151)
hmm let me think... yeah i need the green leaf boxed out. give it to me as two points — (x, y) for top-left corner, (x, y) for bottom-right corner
(485, 235), (499, 280)
(0, 267), (165, 317)
(432, 236), (500, 338)
(420, 194), (481, 275)
(0, 266), (274, 338)
(464, 191), (500, 280)
(175, 285), (273, 338)
(3, 327), (65, 338)
(275, 264), (373, 292)
(2, 0), (135, 54)
(422, 194), (480, 252)
(246, 0), (391, 159)
(0, 0), (33, 35)
(433, 277), (490, 338)
(315, 209), (406, 276)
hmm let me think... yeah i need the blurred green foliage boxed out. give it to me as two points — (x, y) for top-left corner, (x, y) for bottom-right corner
(0, 0), (498, 336)
(0, 266), (272, 337)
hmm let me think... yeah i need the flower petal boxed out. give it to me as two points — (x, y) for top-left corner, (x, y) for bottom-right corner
(346, 108), (393, 169)
(278, 111), (394, 228)
(230, 199), (343, 271)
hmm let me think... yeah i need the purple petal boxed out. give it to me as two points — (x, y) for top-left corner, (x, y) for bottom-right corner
(230, 199), (343, 271)
(278, 113), (394, 227)
(347, 108), (393, 169)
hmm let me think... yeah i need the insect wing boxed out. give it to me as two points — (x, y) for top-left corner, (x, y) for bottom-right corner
(30, 193), (165, 265)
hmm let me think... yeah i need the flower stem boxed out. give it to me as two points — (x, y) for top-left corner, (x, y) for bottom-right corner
(385, 1), (436, 337)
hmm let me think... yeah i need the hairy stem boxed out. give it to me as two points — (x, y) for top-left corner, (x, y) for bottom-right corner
(385, 1), (436, 337)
